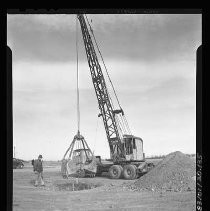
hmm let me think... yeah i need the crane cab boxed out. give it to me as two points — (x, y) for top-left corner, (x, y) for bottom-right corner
(122, 135), (145, 161)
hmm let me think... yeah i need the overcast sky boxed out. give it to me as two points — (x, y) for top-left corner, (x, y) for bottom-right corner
(7, 14), (201, 160)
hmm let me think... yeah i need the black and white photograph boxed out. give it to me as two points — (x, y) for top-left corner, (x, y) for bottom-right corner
(7, 9), (202, 210)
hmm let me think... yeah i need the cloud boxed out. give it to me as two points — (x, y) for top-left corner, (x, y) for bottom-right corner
(9, 14), (199, 159)
(12, 58), (196, 159)
(7, 14), (201, 63)
(7, 14), (78, 62)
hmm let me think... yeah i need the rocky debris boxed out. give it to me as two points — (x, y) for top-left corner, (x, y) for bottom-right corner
(132, 151), (196, 192)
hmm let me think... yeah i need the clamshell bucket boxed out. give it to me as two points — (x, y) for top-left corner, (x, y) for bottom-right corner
(61, 131), (97, 178)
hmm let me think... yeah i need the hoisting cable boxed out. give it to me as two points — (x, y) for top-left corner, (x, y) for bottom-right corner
(84, 14), (122, 110)
(115, 115), (125, 138)
(93, 116), (99, 154)
(115, 114), (126, 134)
(121, 113), (132, 135)
(76, 15), (80, 133)
(85, 14), (132, 135)
(84, 15), (115, 117)
(118, 115), (128, 134)
(123, 115), (132, 134)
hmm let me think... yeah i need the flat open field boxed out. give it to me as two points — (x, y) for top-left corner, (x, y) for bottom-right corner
(13, 161), (196, 211)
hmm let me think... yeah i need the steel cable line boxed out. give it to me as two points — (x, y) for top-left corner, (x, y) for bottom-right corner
(85, 14), (132, 135)
(76, 15), (80, 132)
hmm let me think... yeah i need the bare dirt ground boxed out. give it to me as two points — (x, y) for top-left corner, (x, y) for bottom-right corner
(13, 161), (196, 211)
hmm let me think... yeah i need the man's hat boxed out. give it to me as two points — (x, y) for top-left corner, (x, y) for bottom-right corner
(38, 155), (43, 158)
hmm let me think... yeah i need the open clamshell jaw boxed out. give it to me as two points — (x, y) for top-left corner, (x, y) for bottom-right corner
(61, 132), (97, 178)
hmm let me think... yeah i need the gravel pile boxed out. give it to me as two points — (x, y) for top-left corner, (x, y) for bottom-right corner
(133, 151), (196, 192)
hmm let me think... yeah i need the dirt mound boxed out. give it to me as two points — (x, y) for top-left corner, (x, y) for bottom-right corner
(134, 151), (196, 192)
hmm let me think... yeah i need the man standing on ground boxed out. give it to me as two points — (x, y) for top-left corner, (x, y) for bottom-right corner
(34, 155), (45, 187)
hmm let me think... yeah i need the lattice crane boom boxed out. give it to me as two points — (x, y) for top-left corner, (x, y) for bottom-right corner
(77, 14), (125, 160)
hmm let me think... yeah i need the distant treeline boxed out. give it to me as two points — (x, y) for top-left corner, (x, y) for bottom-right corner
(146, 155), (166, 159)
(146, 153), (195, 159)
(23, 153), (195, 162)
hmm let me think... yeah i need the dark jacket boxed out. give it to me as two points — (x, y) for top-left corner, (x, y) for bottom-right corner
(33, 159), (43, 173)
